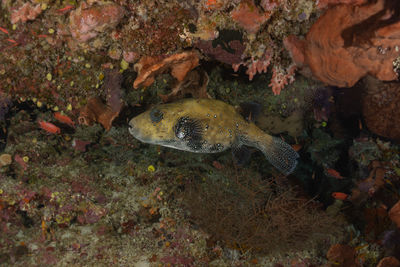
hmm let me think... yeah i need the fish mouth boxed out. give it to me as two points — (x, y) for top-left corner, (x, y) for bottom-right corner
(128, 125), (137, 136)
(128, 124), (151, 143)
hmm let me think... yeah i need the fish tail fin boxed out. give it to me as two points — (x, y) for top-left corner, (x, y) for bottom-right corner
(256, 135), (299, 175)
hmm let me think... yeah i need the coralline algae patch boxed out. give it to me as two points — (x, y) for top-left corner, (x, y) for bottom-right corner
(0, 107), (207, 265)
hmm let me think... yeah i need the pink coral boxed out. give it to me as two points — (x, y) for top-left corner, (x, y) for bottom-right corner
(122, 51), (138, 63)
(233, 49), (295, 95)
(10, 2), (42, 24)
(69, 3), (125, 42)
(269, 64), (296, 95)
(233, 50), (272, 81)
(261, 0), (279, 11)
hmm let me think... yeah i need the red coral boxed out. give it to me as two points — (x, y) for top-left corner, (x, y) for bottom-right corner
(389, 200), (400, 228)
(133, 51), (199, 89)
(231, 0), (271, 34)
(284, 0), (400, 87)
(317, 0), (368, 9)
(377, 257), (400, 267)
(78, 97), (119, 130)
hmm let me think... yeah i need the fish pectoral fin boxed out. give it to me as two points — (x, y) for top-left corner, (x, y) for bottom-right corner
(232, 144), (252, 166)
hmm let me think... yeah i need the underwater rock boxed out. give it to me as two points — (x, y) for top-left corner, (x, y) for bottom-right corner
(69, 3), (125, 42)
(377, 256), (400, 267)
(362, 76), (400, 141)
(10, 2), (42, 24)
(284, 0), (400, 87)
(0, 153), (12, 167)
(326, 244), (359, 267)
(133, 51), (199, 89)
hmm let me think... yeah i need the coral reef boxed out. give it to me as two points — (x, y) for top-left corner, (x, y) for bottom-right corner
(1, 0), (400, 265)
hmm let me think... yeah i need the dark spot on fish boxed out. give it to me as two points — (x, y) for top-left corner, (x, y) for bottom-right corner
(150, 109), (163, 123)
(210, 143), (223, 152)
(174, 116), (203, 151)
(187, 139), (203, 150)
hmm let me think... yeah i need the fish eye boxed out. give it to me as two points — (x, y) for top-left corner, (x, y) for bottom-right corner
(150, 109), (163, 123)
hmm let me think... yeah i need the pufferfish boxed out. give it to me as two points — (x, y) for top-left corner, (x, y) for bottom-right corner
(129, 98), (299, 175)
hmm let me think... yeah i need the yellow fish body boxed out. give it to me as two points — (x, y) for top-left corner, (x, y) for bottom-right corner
(129, 98), (299, 174)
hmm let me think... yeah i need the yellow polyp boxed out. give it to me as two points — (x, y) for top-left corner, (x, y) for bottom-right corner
(37, 101), (43, 108)
(67, 104), (72, 111)
(147, 165), (155, 172)
(120, 59), (129, 70)
(22, 156), (29, 163)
